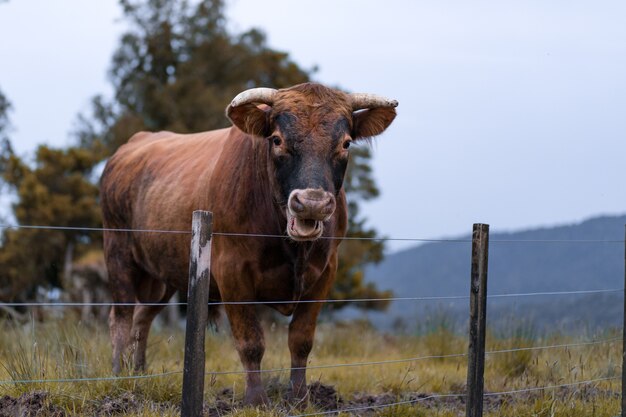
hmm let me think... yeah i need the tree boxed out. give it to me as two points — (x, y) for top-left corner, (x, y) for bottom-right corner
(77, 0), (310, 155)
(1, 87), (103, 305)
(0, 88), (9, 142)
(330, 146), (391, 310)
(80, 0), (391, 311)
(0, 142), (102, 302)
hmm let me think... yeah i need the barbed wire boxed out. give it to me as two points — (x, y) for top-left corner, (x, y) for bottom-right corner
(0, 336), (617, 385)
(2, 288), (621, 308)
(288, 376), (620, 417)
(1, 223), (624, 243)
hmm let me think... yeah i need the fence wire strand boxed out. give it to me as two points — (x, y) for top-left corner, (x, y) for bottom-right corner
(288, 393), (465, 417)
(288, 377), (619, 417)
(0, 371), (183, 385)
(0, 336), (617, 385)
(0, 224), (191, 235)
(1, 223), (624, 243)
(205, 336), (620, 376)
(0, 224), (466, 242)
(1, 221), (624, 410)
(2, 288), (621, 308)
(484, 376), (619, 397)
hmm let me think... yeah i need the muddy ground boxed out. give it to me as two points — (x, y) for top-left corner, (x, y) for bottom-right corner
(0, 383), (619, 416)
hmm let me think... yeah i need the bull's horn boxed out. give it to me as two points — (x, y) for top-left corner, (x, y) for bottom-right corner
(229, 87), (278, 108)
(349, 93), (398, 111)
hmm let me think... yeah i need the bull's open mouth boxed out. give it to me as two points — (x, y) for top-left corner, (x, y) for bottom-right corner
(286, 210), (323, 241)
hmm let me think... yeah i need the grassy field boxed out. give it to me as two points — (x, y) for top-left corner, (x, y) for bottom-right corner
(0, 314), (621, 416)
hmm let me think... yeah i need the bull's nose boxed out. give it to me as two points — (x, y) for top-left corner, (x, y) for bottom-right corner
(288, 189), (336, 221)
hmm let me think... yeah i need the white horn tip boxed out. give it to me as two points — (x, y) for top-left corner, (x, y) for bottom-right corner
(350, 93), (399, 110)
(229, 87), (277, 108)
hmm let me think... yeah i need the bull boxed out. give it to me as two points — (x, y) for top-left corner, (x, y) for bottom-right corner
(100, 82), (397, 405)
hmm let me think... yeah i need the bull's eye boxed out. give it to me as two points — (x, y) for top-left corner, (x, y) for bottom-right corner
(271, 136), (282, 147)
(342, 140), (352, 150)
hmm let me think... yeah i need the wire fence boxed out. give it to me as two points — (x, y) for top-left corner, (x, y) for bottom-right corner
(0, 335), (619, 386)
(1, 288), (621, 308)
(1, 223), (625, 243)
(288, 376), (620, 417)
(0, 221), (624, 415)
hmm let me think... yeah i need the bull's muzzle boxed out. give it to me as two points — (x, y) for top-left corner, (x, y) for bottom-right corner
(286, 189), (336, 241)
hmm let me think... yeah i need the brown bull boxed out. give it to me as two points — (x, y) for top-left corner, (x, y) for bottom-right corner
(100, 82), (397, 405)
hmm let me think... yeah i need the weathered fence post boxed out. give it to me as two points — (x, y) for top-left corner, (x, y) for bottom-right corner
(622, 225), (626, 417)
(466, 223), (489, 417)
(182, 210), (213, 417)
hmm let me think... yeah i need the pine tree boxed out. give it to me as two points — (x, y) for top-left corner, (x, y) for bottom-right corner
(0, 141), (101, 302)
(0, 88), (9, 141)
(1, 0), (391, 310)
(77, 0), (391, 311)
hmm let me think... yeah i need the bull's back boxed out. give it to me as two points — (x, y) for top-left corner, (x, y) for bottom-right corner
(100, 128), (233, 285)
(101, 129), (231, 229)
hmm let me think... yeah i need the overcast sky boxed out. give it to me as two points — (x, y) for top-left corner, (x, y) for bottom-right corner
(0, 1), (625, 252)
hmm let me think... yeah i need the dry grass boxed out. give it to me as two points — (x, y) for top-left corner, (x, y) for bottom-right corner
(0, 313), (621, 416)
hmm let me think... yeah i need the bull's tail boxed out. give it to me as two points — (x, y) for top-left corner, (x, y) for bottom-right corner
(208, 305), (222, 332)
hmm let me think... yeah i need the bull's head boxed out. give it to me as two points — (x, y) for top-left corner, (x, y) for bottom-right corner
(226, 83), (397, 241)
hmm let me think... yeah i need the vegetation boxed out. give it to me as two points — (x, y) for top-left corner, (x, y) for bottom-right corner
(365, 214), (626, 331)
(0, 0), (390, 310)
(0, 87), (9, 144)
(0, 317), (620, 416)
(0, 145), (102, 302)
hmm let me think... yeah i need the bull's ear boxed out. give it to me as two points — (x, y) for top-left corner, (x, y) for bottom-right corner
(352, 107), (397, 140)
(226, 87), (277, 137)
(226, 103), (271, 137)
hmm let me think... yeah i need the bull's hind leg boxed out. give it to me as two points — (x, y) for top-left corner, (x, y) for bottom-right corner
(108, 291), (135, 374)
(131, 283), (177, 372)
(224, 304), (269, 406)
(105, 231), (138, 375)
(109, 304), (134, 374)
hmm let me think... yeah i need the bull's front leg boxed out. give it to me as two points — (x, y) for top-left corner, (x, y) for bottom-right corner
(224, 304), (269, 406)
(288, 301), (323, 405)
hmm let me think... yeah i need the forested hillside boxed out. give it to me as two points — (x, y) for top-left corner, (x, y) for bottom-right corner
(350, 214), (626, 332)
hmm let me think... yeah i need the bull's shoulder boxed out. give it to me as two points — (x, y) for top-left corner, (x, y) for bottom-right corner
(120, 128), (235, 154)
(101, 127), (237, 200)
(127, 130), (176, 144)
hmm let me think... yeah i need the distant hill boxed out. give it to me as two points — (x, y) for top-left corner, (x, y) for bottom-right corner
(342, 214), (626, 333)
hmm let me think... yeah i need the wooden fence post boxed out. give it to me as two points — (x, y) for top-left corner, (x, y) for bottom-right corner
(466, 223), (490, 417)
(182, 210), (213, 417)
(622, 225), (626, 417)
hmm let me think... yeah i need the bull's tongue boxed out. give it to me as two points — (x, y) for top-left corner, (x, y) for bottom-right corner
(299, 219), (317, 229)
(287, 211), (323, 240)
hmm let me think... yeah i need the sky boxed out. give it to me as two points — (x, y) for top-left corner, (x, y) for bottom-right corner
(0, 0), (625, 252)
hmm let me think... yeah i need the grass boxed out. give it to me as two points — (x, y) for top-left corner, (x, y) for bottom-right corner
(0, 313), (621, 416)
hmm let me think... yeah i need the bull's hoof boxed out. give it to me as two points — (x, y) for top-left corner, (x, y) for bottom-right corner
(243, 388), (269, 407)
(132, 366), (147, 375)
(287, 393), (309, 410)
(287, 384), (309, 410)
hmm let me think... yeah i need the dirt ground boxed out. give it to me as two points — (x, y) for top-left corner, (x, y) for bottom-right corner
(0, 383), (619, 416)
